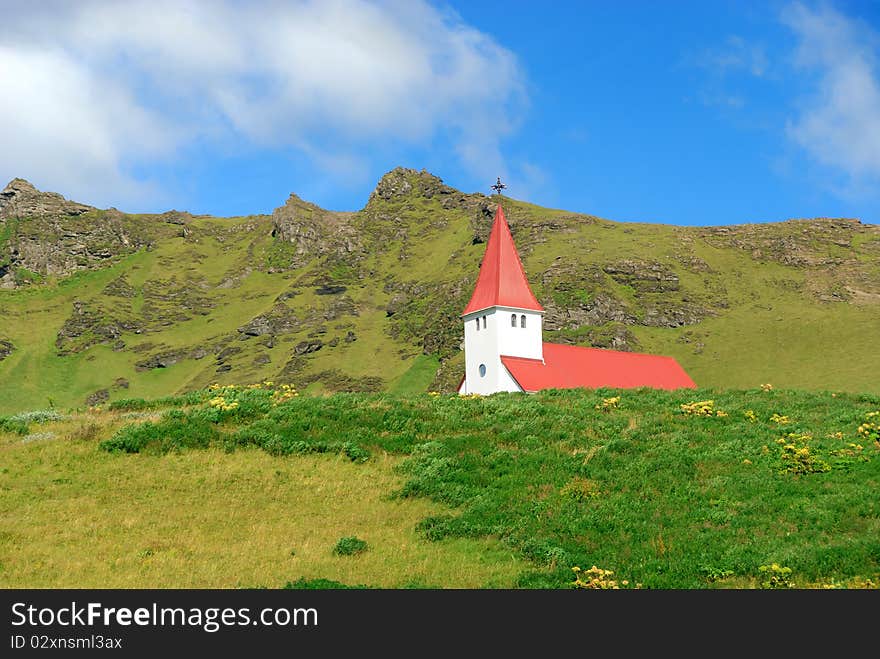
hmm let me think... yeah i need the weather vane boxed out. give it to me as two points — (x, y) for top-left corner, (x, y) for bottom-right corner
(490, 176), (507, 197)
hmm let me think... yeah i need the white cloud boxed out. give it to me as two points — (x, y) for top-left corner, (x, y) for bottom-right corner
(689, 35), (769, 112)
(0, 45), (175, 207)
(703, 35), (769, 78)
(0, 0), (526, 206)
(782, 2), (880, 191)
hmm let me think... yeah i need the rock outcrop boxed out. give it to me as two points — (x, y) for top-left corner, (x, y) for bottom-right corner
(270, 193), (360, 269)
(55, 301), (141, 354)
(0, 178), (94, 220)
(700, 218), (865, 267)
(237, 304), (299, 337)
(602, 259), (680, 293)
(368, 167), (457, 202)
(0, 178), (158, 285)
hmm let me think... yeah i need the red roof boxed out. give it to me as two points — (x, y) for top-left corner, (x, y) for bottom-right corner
(500, 343), (696, 391)
(462, 204), (544, 316)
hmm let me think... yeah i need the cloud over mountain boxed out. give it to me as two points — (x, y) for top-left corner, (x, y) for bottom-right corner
(0, 0), (526, 208)
(783, 2), (880, 194)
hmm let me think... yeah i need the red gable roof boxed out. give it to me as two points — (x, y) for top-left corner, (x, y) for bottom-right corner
(501, 343), (696, 392)
(462, 204), (544, 316)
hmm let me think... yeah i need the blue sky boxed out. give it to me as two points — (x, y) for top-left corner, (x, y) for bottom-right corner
(1, 0), (878, 226)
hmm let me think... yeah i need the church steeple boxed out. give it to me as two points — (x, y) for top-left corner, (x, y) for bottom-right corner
(461, 204), (544, 316)
(459, 202), (545, 395)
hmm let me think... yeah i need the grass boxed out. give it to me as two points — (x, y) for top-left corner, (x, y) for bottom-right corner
(636, 302), (880, 391)
(390, 354), (441, 394)
(0, 410), (526, 588)
(2, 384), (877, 589)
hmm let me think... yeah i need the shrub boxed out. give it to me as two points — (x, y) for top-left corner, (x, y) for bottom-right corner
(777, 433), (831, 475)
(108, 398), (150, 411)
(108, 390), (209, 411)
(571, 565), (630, 589)
(283, 578), (369, 589)
(230, 423), (370, 462)
(560, 477), (600, 501)
(680, 400), (727, 417)
(10, 409), (64, 424)
(0, 409), (64, 436)
(0, 416), (29, 435)
(99, 410), (221, 454)
(332, 536), (369, 556)
(857, 411), (879, 443)
(22, 432), (56, 443)
(342, 442), (370, 463)
(595, 396), (620, 412)
(701, 566), (735, 582)
(758, 563), (794, 589)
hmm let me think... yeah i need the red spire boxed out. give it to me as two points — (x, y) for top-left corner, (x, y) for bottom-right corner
(462, 204), (544, 316)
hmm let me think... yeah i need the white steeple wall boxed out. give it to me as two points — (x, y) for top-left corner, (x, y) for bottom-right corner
(461, 306), (541, 394)
(495, 306), (544, 361)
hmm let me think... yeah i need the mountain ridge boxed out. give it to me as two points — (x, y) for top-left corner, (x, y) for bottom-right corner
(0, 167), (878, 413)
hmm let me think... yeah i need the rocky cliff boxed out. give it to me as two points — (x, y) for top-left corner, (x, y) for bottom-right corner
(0, 178), (181, 288)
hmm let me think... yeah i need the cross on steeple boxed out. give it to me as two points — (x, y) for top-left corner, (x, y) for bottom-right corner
(490, 176), (507, 197)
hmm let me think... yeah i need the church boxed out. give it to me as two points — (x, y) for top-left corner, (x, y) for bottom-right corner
(458, 204), (696, 395)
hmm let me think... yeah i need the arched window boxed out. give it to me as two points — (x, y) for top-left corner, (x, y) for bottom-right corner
(482, 316), (487, 329)
(511, 314), (517, 327)
(475, 318), (480, 331)
(520, 314), (526, 328)
(479, 364), (487, 377)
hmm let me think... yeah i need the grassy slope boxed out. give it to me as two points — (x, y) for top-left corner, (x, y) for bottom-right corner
(1, 386), (877, 588)
(0, 412), (525, 589)
(526, 214), (880, 392)
(0, 173), (878, 414)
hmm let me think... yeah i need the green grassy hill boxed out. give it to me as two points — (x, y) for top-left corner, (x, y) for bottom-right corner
(2, 385), (877, 588)
(1, 167), (879, 413)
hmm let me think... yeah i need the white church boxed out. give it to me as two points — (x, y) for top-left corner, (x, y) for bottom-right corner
(458, 204), (695, 395)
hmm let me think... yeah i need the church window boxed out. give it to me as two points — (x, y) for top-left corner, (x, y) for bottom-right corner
(482, 316), (487, 329)
(511, 314), (516, 327)
(479, 364), (486, 377)
(520, 314), (526, 328)
(475, 318), (479, 331)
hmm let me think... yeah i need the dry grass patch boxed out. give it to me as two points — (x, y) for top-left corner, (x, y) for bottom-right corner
(0, 438), (527, 588)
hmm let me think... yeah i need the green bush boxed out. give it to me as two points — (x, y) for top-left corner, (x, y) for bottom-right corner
(99, 410), (221, 454)
(758, 564), (795, 589)
(108, 390), (211, 411)
(231, 423), (369, 462)
(0, 416), (30, 435)
(282, 578), (369, 589)
(0, 409), (65, 435)
(332, 536), (368, 556)
(108, 398), (150, 411)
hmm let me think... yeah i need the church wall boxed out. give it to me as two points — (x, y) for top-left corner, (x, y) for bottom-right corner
(462, 307), (538, 394)
(463, 308), (506, 394)
(495, 306), (544, 362)
(462, 307), (528, 394)
(497, 361), (523, 393)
